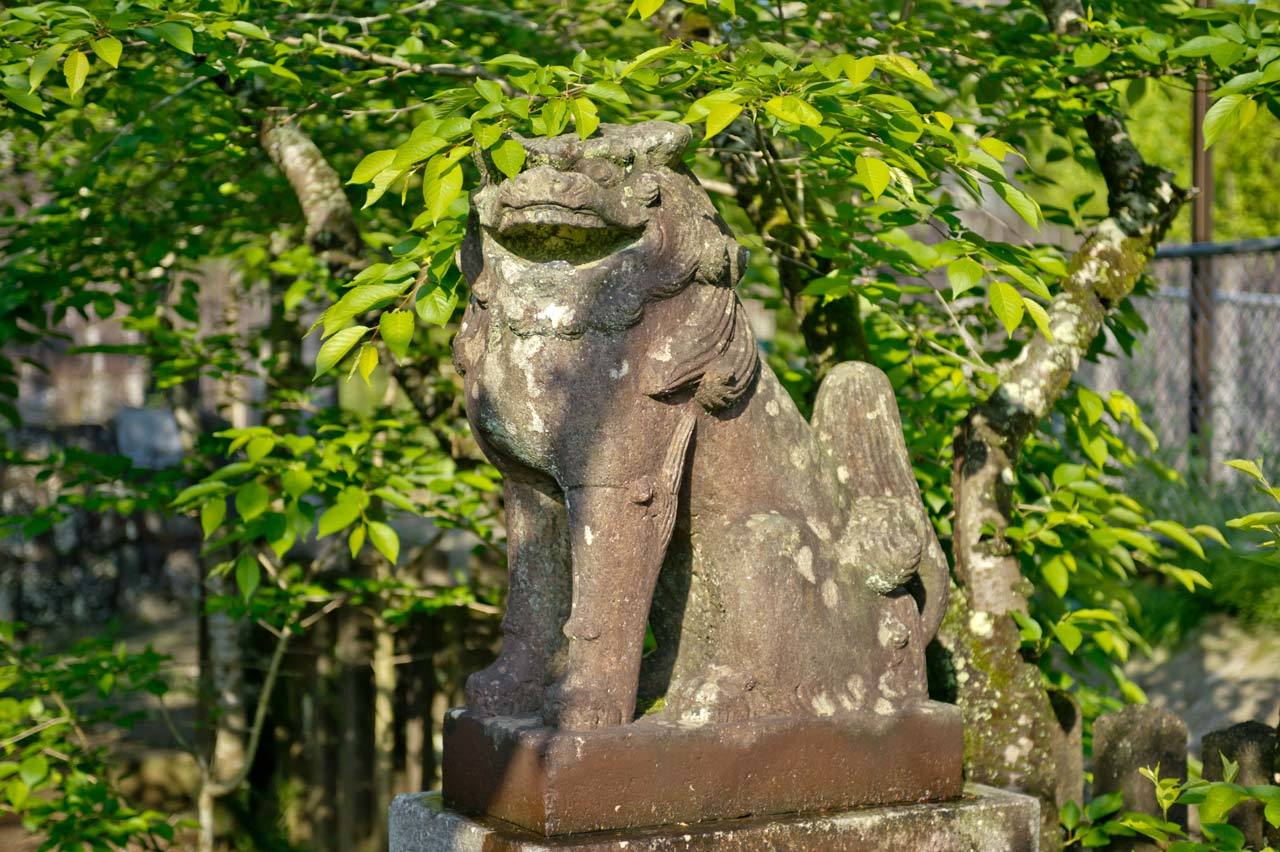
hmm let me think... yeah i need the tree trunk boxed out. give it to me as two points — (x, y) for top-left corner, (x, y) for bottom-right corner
(944, 5), (1191, 847)
(371, 608), (397, 849)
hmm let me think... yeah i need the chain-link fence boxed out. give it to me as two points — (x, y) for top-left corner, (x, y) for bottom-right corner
(1083, 237), (1280, 468)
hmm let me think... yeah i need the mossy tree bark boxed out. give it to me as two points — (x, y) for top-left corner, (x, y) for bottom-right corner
(942, 3), (1190, 848)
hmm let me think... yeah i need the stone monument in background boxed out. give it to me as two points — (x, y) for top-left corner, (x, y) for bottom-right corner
(390, 121), (1039, 850)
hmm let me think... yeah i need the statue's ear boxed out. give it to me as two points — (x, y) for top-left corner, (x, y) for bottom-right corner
(641, 282), (760, 413)
(457, 213), (496, 304)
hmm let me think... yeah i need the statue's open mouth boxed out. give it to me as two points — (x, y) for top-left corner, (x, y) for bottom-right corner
(493, 201), (644, 264)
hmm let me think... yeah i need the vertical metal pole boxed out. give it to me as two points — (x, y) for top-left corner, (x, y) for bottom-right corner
(1190, 0), (1215, 475)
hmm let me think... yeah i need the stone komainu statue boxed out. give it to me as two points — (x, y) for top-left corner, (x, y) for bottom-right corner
(452, 121), (949, 731)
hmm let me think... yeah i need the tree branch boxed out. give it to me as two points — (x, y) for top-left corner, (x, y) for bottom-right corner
(951, 2), (1190, 617)
(277, 35), (504, 86)
(260, 115), (361, 256)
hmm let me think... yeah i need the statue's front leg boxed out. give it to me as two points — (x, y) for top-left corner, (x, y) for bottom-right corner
(544, 417), (695, 730)
(465, 477), (572, 717)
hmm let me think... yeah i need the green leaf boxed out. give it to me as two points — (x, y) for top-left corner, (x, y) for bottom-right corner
(1060, 800), (1081, 831)
(1077, 387), (1104, 425)
(844, 55), (877, 86)
(348, 525), (366, 558)
(1226, 511), (1280, 529)
(1054, 620), (1082, 654)
(374, 488), (417, 513)
(235, 553), (260, 600)
(318, 500), (361, 537)
(1224, 458), (1265, 482)
(763, 95), (822, 128)
(569, 97), (599, 139)
(875, 54), (933, 89)
(1174, 35), (1229, 58)
(28, 45), (65, 92)
(63, 50), (89, 96)
(620, 44), (677, 78)
(4, 87), (44, 115)
(1086, 791), (1124, 821)
(6, 779), (28, 810)
(416, 287), (458, 326)
(1199, 785), (1247, 826)
(995, 183), (1042, 228)
(1042, 555), (1070, 598)
(1024, 300), (1054, 341)
(246, 436), (274, 463)
(1265, 798), (1280, 829)
(855, 156), (892, 200)
(201, 499), (226, 539)
(1073, 43), (1112, 68)
(978, 137), (1015, 162)
(1149, 520), (1205, 560)
(585, 81), (631, 106)
(946, 257), (983, 297)
(491, 138), (527, 179)
(155, 22), (195, 55)
(472, 122), (502, 149)
(474, 78), (504, 103)
(349, 150), (396, 184)
(355, 343), (378, 385)
(91, 36), (122, 68)
(228, 19), (271, 40)
(380, 310), (415, 360)
(323, 281), (413, 335)
(368, 521), (400, 564)
(1203, 95), (1258, 149)
(423, 159), (463, 224)
(989, 281), (1025, 336)
(234, 481), (270, 521)
(281, 468), (313, 499)
(391, 132), (447, 170)
(630, 0), (665, 20)
(314, 325), (371, 378)
(18, 756), (47, 789)
(702, 100), (743, 139)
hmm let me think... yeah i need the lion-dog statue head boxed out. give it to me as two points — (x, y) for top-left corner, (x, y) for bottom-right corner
(452, 121), (949, 731)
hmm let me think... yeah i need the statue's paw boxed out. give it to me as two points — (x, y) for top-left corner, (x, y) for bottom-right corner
(664, 666), (758, 724)
(542, 673), (629, 730)
(464, 660), (543, 717)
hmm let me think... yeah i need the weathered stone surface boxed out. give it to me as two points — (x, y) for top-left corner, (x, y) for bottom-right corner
(390, 784), (1040, 852)
(113, 406), (184, 469)
(1092, 705), (1188, 850)
(451, 119), (950, 733)
(1202, 720), (1280, 848)
(443, 703), (963, 835)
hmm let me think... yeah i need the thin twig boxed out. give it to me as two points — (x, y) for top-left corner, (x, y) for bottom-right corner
(206, 628), (291, 798)
(0, 716), (71, 750)
(933, 290), (991, 369)
(156, 697), (200, 765)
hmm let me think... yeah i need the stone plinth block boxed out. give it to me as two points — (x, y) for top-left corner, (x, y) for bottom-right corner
(390, 784), (1039, 852)
(441, 702), (963, 836)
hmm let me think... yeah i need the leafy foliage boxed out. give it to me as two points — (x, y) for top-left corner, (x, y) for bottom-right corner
(0, 623), (181, 850)
(1061, 760), (1280, 851)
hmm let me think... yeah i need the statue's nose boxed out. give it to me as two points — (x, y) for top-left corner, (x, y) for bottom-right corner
(506, 166), (595, 202)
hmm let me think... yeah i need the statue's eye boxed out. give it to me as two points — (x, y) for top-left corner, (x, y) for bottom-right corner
(577, 159), (621, 186)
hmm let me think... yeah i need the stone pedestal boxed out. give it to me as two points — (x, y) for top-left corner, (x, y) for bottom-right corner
(390, 784), (1040, 851)
(442, 702), (963, 835)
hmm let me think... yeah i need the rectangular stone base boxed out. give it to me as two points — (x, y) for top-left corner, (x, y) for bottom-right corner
(441, 701), (963, 835)
(391, 784), (1040, 851)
